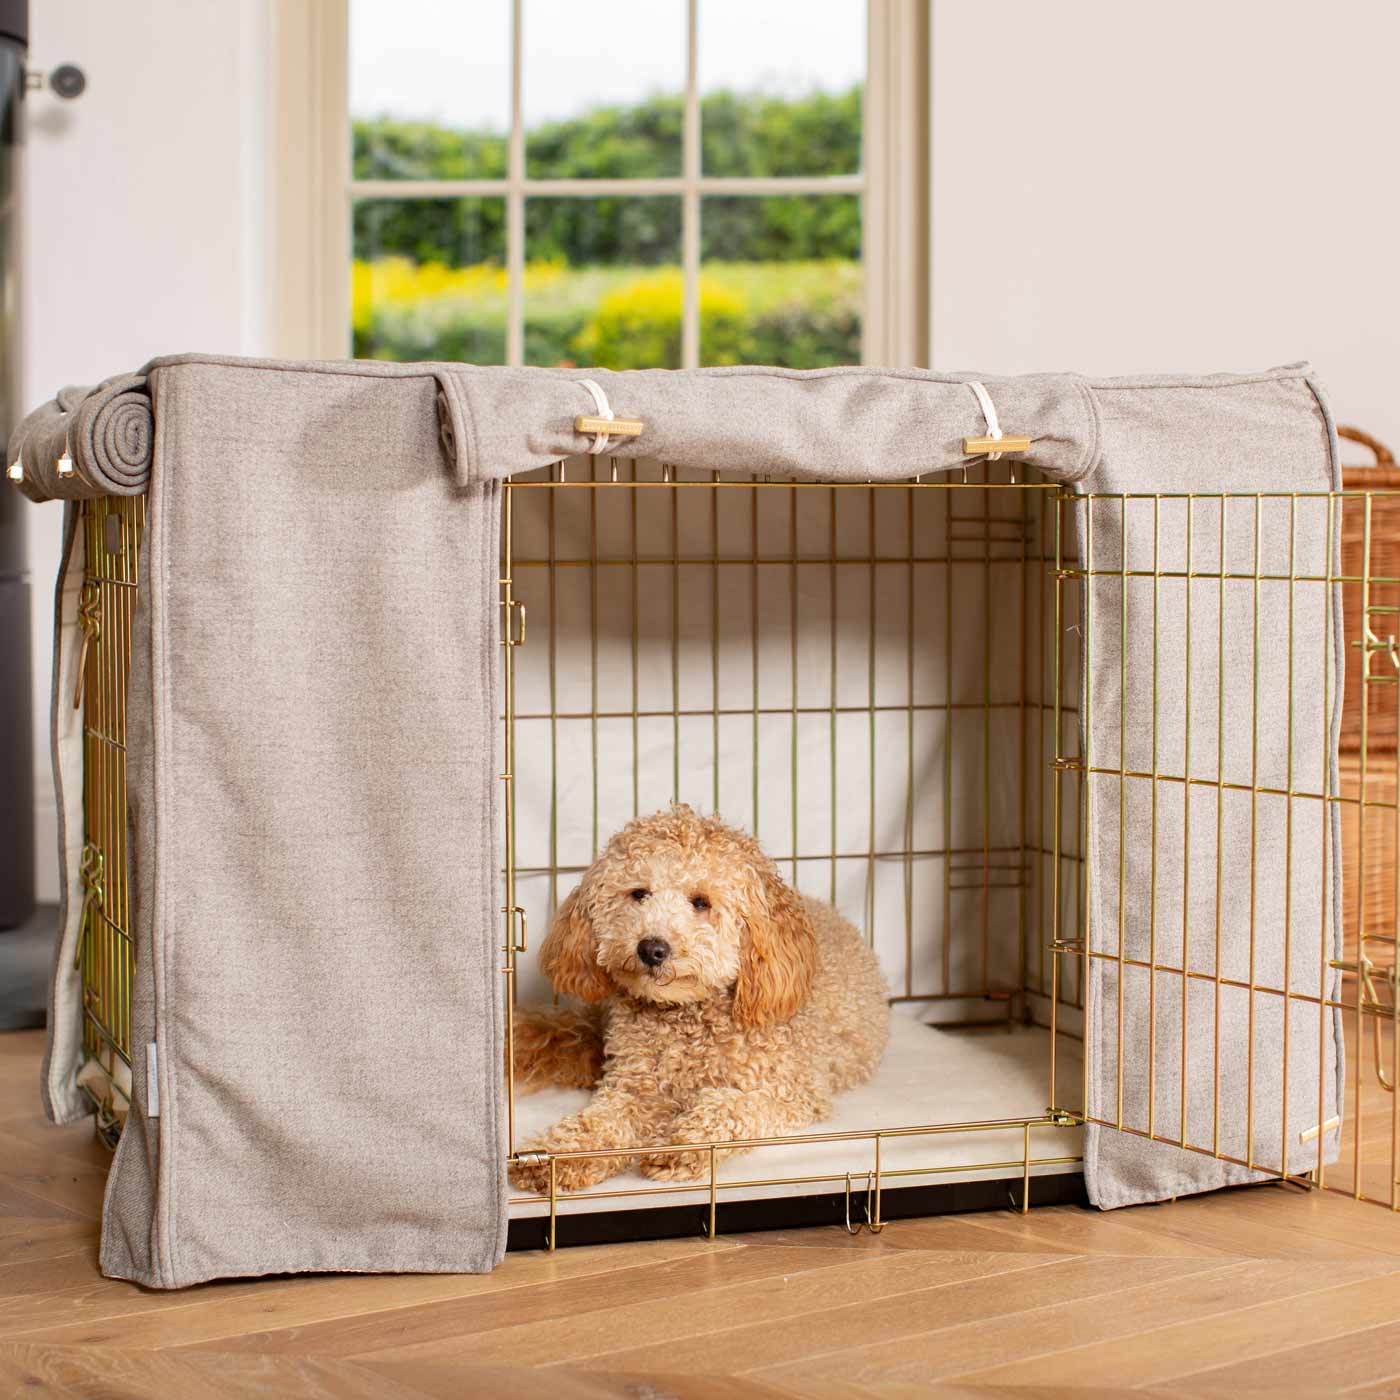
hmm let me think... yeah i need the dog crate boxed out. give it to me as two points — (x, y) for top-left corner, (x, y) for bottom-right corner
(68, 446), (1398, 1251)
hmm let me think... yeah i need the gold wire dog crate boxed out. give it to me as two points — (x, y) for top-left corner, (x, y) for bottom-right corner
(73, 460), (1399, 1245)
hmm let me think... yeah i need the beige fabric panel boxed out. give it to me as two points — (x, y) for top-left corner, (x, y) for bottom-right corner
(98, 361), (507, 1287)
(1079, 368), (1345, 1207)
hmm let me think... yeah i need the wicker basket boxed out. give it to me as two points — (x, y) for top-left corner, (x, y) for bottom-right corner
(1339, 753), (1396, 957)
(1340, 425), (1400, 754)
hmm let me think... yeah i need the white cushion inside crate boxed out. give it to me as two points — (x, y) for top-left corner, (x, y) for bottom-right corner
(508, 1017), (1082, 1219)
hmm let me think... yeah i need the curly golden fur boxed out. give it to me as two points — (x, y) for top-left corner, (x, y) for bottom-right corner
(510, 805), (890, 1193)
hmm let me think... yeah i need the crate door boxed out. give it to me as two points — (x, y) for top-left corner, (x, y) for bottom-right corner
(1051, 489), (1397, 1210)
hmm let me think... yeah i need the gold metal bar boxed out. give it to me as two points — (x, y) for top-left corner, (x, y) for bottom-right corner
(1212, 497), (1227, 1159)
(1180, 497), (1194, 1149)
(905, 484), (917, 999)
(507, 1153), (1085, 1207)
(514, 699), (1064, 722)
(1049, 491), (1064, 1108)
(711, 471), (721, 814)
(964, 435), (1032, 456)
(513, 1110), (1070, 1159)
(548, 1157), (558, 1252)
(500, 483), (519, 1153)
(1018, 474), (1030, 1008)
(672, 468), (681, 801)
(1317, 492), (1334, 1192)
(829, 487), (839, 904)
(1246, 496), (1262, 1168)
(574, 414), (645, 437)
(1145, 498), (1161, 1139)
(943, 483), (955, 994)
(1080, 492), (1094, 1108)
(1036, 486), (1049, 1003)
(981, 474), (993, 992)
(549, 486), (561, 915)
(751, 479), (760, 836)
(708, 1146), (718, 1240)
(510, 477), (1062, 492)
(1116, 497), (1128, 1129)
(1357, 494), (1373, 1198)
(1299, 1115), (1342, 1145)
(630, 472), (641, 821)
(590, 463), (600, 856)
(1043, 944), (1385, 1012)
(867, 483), (877, 942)
(872, 1133), (884, 1232)
(1021, 1121), (1032, 1214)
(519, 548), (1040, 570)
(1280, 496), (1297, 1180)
(790, 487), (799, 887)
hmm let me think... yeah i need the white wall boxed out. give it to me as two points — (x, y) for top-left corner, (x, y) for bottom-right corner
(931, 0), (1400, 449)
(24, 1), (274, 899)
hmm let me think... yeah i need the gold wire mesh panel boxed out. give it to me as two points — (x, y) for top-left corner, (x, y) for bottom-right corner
(499, 461), (1086, 1244)
(1048, 490), (1399, 1210)
(76, 494), (144, 1147)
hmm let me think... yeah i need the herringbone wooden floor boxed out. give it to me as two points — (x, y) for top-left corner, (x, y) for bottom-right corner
(5, 1028), (1400, 1398)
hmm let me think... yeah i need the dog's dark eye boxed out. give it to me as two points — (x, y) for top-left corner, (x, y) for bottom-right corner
(630, 888), (649, 902)
(690, 894), (710, 912)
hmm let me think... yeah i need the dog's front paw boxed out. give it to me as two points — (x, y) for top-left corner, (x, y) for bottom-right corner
(509, 1149), (628, 1195)
(639, 1149), (709, 1182)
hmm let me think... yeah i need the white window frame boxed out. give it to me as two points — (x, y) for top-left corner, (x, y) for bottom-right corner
(277, 0), (927, 367)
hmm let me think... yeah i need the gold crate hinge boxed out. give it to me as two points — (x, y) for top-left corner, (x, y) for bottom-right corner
(72, 844), (105, 970)
(74, 583), (101, 710)
(500, 598), (526, 648)
(501, 905), (527, 955)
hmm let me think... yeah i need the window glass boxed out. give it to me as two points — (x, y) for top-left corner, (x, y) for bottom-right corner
(524, 0), (685, 179)
(347, 1), (868, 368)
(700, 194), (861, 367)
(353, 198), (507, 363)
(699, 0), (864, 176)
(525, 197), (683, 368)
(350, 1), (511, 180)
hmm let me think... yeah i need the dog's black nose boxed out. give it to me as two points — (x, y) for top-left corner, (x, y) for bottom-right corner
(637, 937), (671, 967)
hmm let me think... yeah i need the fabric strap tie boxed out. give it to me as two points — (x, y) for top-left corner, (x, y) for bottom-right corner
(578, 378), (614, 454)
(966, 381), (1004, 461)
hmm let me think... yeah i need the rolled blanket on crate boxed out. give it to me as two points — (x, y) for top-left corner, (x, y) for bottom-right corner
(7, 373), (152, 502)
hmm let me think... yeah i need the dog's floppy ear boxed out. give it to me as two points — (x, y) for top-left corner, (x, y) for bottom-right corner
(733, 859), (817, 1027)
(540, 886), (612, 1003)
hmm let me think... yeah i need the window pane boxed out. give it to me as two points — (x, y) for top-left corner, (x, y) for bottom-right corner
(350, 0), (510, 180)
(525, 197), (682, 368)
(353, 198), (507, 363)
(525, 0), (685, 178)
(700, 195), (861, 367)
(699, 0), (864, 176)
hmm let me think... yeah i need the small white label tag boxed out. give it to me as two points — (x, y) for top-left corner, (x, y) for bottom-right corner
(147, 1042), (160, 1119)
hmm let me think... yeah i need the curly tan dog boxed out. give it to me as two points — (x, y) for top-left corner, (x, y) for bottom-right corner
(510, 805), (890, 1193)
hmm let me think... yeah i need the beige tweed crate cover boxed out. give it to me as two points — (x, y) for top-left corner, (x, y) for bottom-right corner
(12, 356), (1343, 1287)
